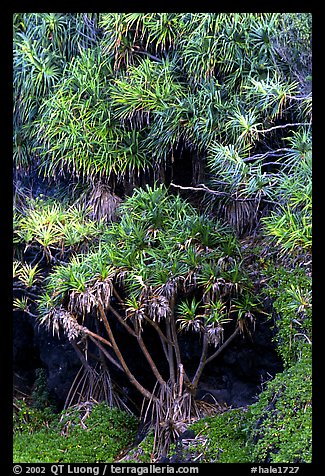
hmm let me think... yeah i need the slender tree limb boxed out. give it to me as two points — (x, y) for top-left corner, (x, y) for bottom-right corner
(29, 251), (44, 267)
(259, 123), (311, 134)
(81, 327), (113, 349)
(178, 363), (184, 397)
(170, 182), (257, 202)
(71, 340), (92, 371)
(286, 94), (312, 101)
(169, 298), (191, 386)
(143, 314), (176, 380)
(13, 308), (38, 318)
(165, 318), (176, 385)
(170, 182), (230, 198)
(88, 335), (124, 372)
(108, 303), (166, 385)
(112, 286), (124, 304)
(135, 320), (166, 387)
(169, 296), (182, 369)
(132, 47), (163, 63)
(191, 332), (209, 391)
(144, 315), (174, 346)
(261, 162), (290, 168)
(95, 318), (109, 371)
(97, 303), (156, 401)
(243, 148), (292, 163)
(205, 326), (240, 366)
(159, 334), (169, 362)
(13, 287), (40, 299)
(106, 301), (137, 337)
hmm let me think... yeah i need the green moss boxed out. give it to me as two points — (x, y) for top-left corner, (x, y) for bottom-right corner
(188, 408), (253, 463)
(14, 399), (57, 434)
(13, 403), (138, 463)
(248, 352), (312, 463)
(118, 432), (156, 463)
(182, 349), (311, 464)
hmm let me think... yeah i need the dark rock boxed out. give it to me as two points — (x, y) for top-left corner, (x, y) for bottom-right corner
(13, 311), (80, 409)
(197, 316), (283, 408)
(13, 308), (282, 413)
(13, 312), (43, 395)
(179, 429), (195, 440)
(33, 325), (81, 408)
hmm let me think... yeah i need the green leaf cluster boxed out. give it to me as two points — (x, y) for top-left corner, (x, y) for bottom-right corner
(41, 185), (256, 327)
(263, 265), (312, 368)
(262, 130), (312, 256)
(14, 196), (104, 256)
(14, 13), (312, 201)
(13, 13), (101, 169)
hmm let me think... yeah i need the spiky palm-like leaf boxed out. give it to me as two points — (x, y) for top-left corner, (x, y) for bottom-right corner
(230, 292), (261, 333)
(13, 262), (43, 288)
(262, 206), (312, 256)
(14, 197), (103, 261)
(110, 56), (185, 122)
(177, 298), (203, 333)
(247, 74), (299, 119)
(13, 13), (101, 171)
(225, 107), (262, 146)
(34, 48), (149, 182)
(207, 141), (251, 194)
(250, 13), (279, 57)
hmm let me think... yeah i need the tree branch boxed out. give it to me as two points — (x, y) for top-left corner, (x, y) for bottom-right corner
(13, 287), (40, 299)
(112, 286), (124, 304)
(170, 182), (257, 202)
(287, 94), (312, 101)
(71, 341), (92, 371)
(259, 123), (311, 134)
(81, 327), (114, 349)
(132, 47), (163, 63)
(191, 332), (209, 391)
(169, 296), (182, 369)
(170, 182), (229, 197)
(166, 317), (176, 385)
(97, 303), (156, 402)
(87, 335), (124, 372)
(13, 308), (38, 318)
(205, 326), (240, 366)
(106, 301), (137, 337)
(135, 324), (167, 387)
(242, 148), (292, 163)
(107, 302), (166, 386)
(144, 315), (174, 346)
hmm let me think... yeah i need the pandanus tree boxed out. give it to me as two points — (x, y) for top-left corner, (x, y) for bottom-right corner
(13, 12), (312, 460)
(25, 185), (258, 455)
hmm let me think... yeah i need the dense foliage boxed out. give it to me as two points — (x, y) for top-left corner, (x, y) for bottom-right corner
(13, 12), (312, 463)
(186, 352), (312, 463)
(248, 352), (312, 463)
(13, 402), (138, 463)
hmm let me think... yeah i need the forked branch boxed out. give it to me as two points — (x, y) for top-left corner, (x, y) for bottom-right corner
(97, 303), (156, 402)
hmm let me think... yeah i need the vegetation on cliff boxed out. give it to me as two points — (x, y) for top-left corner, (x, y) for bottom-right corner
(13, 12), (312, 463)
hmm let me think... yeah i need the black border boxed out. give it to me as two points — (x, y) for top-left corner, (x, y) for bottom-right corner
(4, 4), (320, 474)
